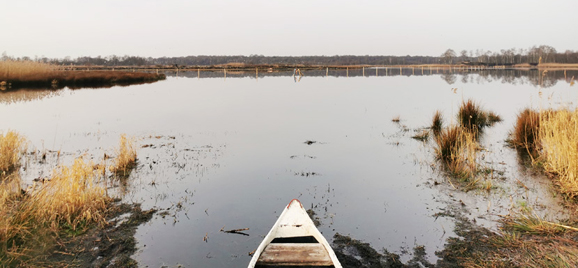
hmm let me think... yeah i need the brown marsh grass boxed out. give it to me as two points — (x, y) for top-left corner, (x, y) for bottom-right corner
(431, 110), (443, 135)
(537, 108), (578, 197)
(457, 99), (501, 131)
(0, 60), (165, 90)
(0, 158), (110, 264)
(510, 108), (541, 153)
(0, 130), (26, 176)
(110, 134), (137, 176)
(434, 126), (479, 180)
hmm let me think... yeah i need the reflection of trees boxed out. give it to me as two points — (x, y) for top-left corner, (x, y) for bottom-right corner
(440, 73), (457, 85)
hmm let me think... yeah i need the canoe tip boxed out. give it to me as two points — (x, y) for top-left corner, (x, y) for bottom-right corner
(287, 199), (303, 209)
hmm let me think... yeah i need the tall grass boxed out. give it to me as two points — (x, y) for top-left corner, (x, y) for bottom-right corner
(0, 158), (110, 264)
(434, 126), (479, 180)
(0, 60), (165, 90)
(457, 99), (501, 131)
(510, 108), (541, 153)
(110, 134), (137, 175)
(431, 110), (443, 135)
(0, 131), (26, 176)
(538, 108), (578, 197)
(0, 60), (57, 80)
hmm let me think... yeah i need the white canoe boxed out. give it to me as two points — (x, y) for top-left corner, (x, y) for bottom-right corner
(248, 199), (342, 268)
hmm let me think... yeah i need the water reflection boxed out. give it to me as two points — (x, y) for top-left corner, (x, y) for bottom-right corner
(165, 68), (578, 89)
(1, 70), (576, 267)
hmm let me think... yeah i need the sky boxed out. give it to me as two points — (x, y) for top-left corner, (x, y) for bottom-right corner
(1, 0), (576, 58)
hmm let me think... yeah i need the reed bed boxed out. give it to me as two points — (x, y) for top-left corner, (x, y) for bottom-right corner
(0, 60), (57, 79)
(0, 133), (138, 264)
(110, 134), (137, 176)
(0, 60), (165, 90)
(0, 158), (110, 264)
(0, 131), (26, 176)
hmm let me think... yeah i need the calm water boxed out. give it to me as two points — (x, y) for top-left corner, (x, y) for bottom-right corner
(1, 69), (576, 267)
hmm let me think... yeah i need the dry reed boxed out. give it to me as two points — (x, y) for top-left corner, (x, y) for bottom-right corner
(1, 158), (110, 264)
(538, 108), (578, 197)
(0, 60), (57, 80)
(434, 126), (479, 180)
(431, 110), (443, 135)
(0, 131), (26, 176)
(458, 99), (501, 131)
(0, 60), (164, 90)
(109, 134), (137, 176)
(510, 108), (541, 153)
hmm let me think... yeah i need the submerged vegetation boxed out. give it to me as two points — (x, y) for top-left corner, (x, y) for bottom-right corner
(0, 132), (141, 266)
(0, 60), (165, 90)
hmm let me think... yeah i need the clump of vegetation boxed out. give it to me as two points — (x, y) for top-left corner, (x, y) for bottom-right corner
(434, 126), (479, 180)
(509, 108), (541, 153)
(0, 130), (26, 176)
(0, 60), (57, 79)
(437, 207), (578, 268)
(431, 110), (443, 135)
(110, 134), (137, 176)
(0, 60), (165, 90)
(537, 108), (578, 197)
(0, 157), (110, 265)
(457, 99), (501, 131)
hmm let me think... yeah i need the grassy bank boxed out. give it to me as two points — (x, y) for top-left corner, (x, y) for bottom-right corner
(442, 107), (578, 267)
(0, 131), (142, 266)
(0, 60), (165, 90)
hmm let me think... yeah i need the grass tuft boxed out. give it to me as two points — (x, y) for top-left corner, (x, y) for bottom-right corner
(537, 108), (578, 197)
(109, 134), (137, 176)
(434, 126), (479, 180)
(431, 110), (443, 136)
(0, 131), (26, 176)
(1, 157), (110, 264)
(510, 108), (541, 154)
(457, 99), (501, 131)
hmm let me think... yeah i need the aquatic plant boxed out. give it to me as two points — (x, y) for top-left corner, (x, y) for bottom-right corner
(110, 134), (137, 176)
(434, 126), (479, 180)
(537, 108), (578, 197)
(0, 130), (26, 176)
(431, 110), (443, 135)
(0, 60), (165, 90)
(457, 99), (501, 131)
(509, 108), (540, 153)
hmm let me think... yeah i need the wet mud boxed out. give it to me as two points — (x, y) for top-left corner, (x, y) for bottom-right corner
(44, 202), (156, 268)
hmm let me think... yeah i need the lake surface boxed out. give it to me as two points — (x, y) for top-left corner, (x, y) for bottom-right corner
(1, 68), (576, 267)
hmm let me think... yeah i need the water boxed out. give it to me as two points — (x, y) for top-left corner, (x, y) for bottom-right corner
(1, 69), (576, 267)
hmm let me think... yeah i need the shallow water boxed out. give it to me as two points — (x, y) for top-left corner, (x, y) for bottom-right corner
(1, 69), (576, 267)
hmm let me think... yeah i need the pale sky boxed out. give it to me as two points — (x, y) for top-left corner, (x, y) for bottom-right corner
(1, 0), (576, 58)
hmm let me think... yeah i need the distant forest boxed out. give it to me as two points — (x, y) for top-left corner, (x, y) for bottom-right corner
(2, 45), (577, 66)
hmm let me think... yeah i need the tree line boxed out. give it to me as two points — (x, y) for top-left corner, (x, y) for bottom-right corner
(2, 45), (577, 66)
